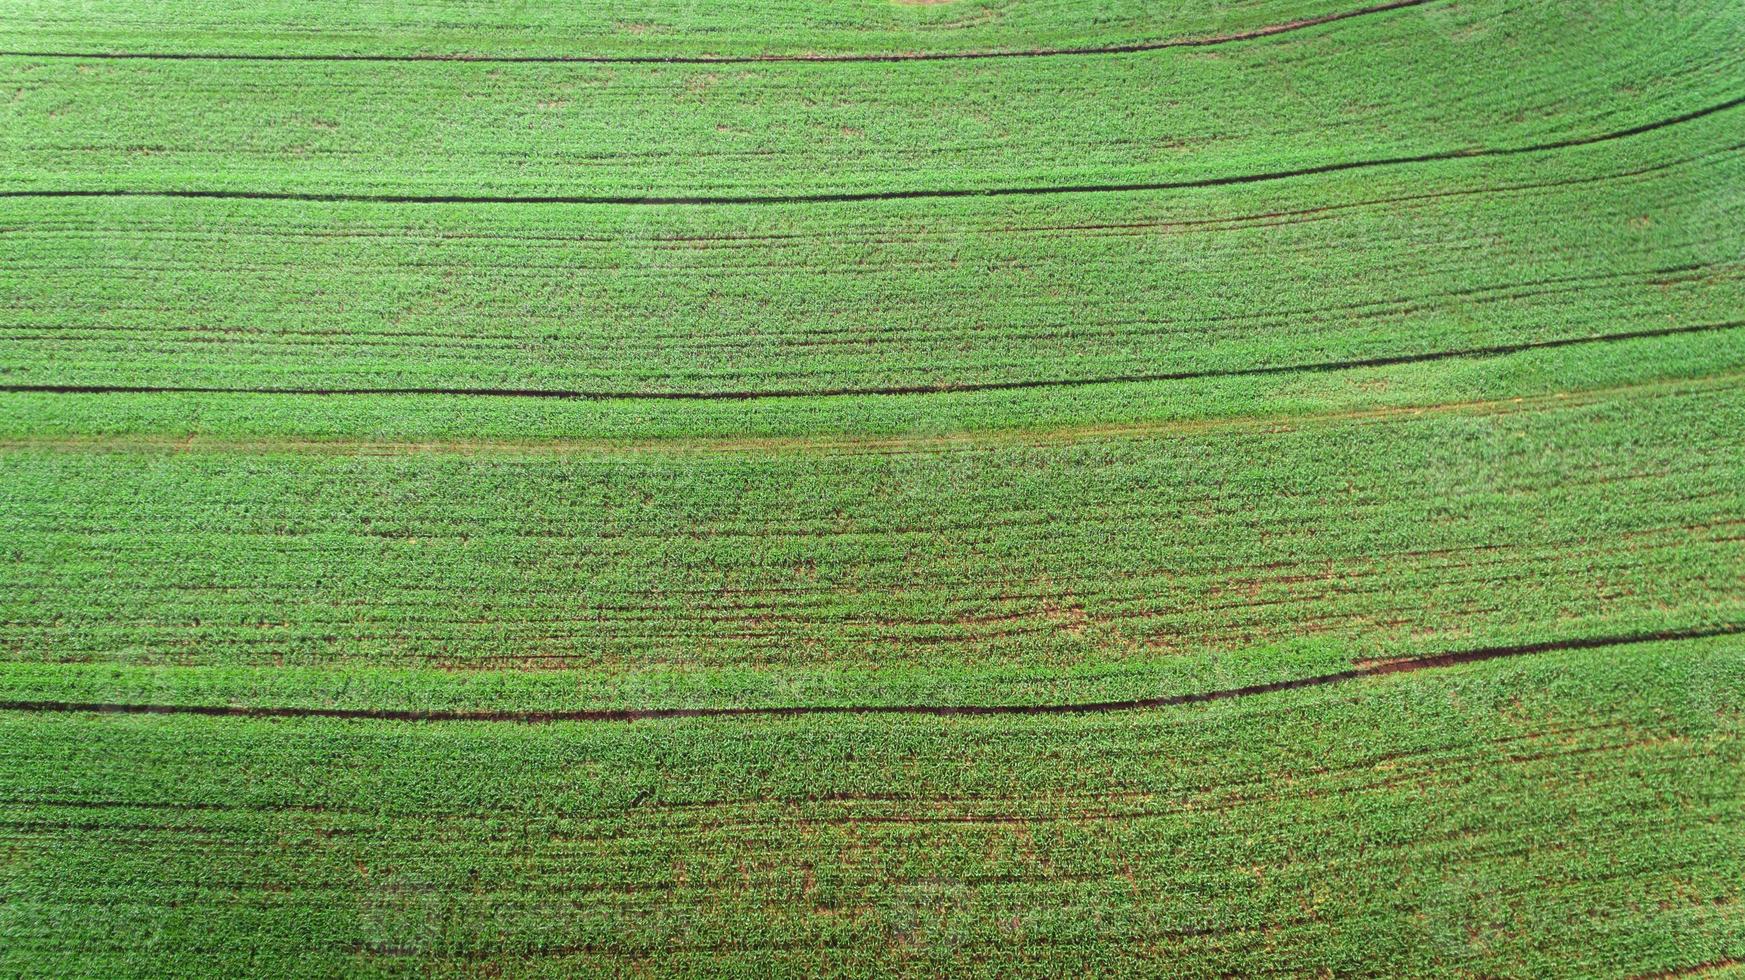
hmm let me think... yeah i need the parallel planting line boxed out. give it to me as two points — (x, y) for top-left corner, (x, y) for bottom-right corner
(2, 95), (1737, 207)
(9, 141), (1735, 249)
(0, 626), (1736, 724)
(4, 372), (1735, 457)
(5, 320), (1739, 402)
(0, 0), (1433, 64)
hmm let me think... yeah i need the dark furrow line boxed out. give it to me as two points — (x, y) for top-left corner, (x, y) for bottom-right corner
(12, 134), (1733, 249)
(3, 319), (1739, 402)
(0, 0), (1431, 65)
(0, 625), (1735, 725)
(1, 94), (1739, 208)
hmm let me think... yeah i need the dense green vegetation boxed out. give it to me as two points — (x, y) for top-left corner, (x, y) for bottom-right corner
(3, 643), (1743, 976)
(3, 2), (1741, 198)
(4, 374), (1741, 688)
(0, 0), (1740, 974)
(3, 110), (1741, 393)
(0, 0), (1438, 60)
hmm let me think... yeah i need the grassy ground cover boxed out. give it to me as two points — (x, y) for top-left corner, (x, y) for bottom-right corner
(0, 323), (1737, 444)
(1, 0), (1741, 973)
(2, 113), (1740, 393)
(1, 363), (1738, 709)
(1, 641), (1741, 976)
(2, 3), (1740, 198)
(0, 0), (1430, 60)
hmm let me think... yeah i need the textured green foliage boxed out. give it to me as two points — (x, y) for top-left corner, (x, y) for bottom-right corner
(0, 0), (1418, 59)
(2, 113), (1741, 393)
(2, 3), (1742, 197)
(0, 0), (1741, 975)
(2, 644), (1743, 976)
(4, 377), (1742, 689)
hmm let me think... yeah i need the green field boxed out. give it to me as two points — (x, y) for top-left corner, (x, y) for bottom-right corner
(1, 0), (1742, 975)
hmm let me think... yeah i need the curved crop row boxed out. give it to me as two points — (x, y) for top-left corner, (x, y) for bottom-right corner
(2, 2), (1739, 198)
(0, 0), (1417, 61)
(2, 377), (1739, 706)
(0, 642), (1739, 975)
(2, 114), (1738, 395)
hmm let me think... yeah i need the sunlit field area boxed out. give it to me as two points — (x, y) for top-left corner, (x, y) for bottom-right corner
(1, 0), (1741, 974)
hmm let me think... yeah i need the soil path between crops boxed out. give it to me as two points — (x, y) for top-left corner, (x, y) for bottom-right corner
(0, 626), (1736, 724)
(1, 95), (1739, 207)
(3, 370), (1736, 457)
(3, 320), (1738, 403)
(0, 0), (1430, 64)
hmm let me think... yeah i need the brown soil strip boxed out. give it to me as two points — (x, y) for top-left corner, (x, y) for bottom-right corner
(0, 625), (1735, 725)
(0, 0), (1430, 65)
(0, 94), (1738, 208)
(1, 319), (1737, 406)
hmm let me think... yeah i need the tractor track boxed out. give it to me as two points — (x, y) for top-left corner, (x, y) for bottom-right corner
(0, 94), (1738, 208)
(3, 369), (1735, 457)
(0, 625), (1735, 725)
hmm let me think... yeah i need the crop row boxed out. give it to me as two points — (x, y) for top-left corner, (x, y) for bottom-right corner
(0, 0), (1412, 60)
(2, 112), (1739, 394)
(1, 325), (1738, 444)
(0, 639), (1739, 976)
(1, 377), (1738, 705)
(2, 2), (1738, 198)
